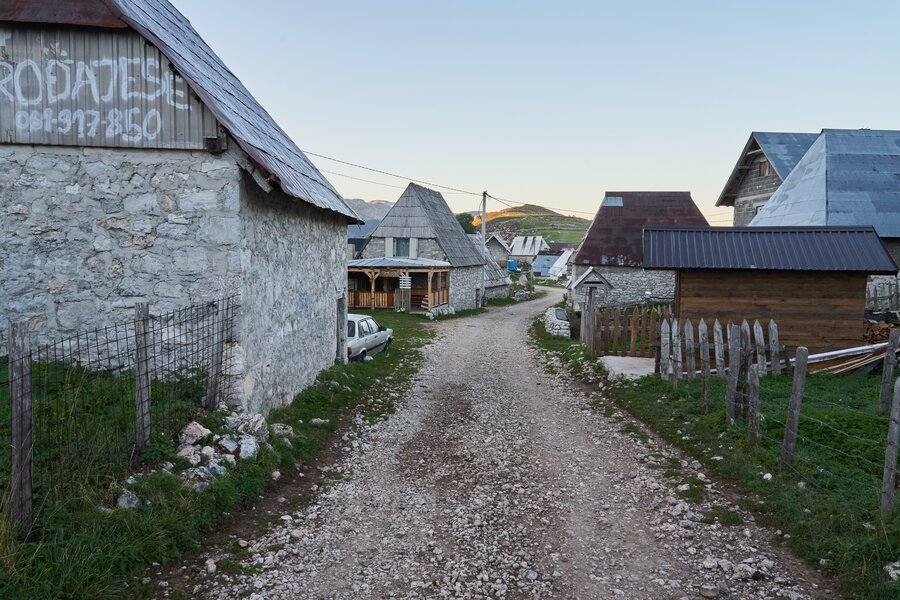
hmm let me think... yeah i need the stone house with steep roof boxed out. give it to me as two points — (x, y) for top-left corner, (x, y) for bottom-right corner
(0, 0), (360, 414)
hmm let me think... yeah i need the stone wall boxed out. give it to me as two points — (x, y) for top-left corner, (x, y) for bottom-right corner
(361, 236), (447, 262)
(0, 144), (242, 352)
(236, 172), (347, 414)
(732, 154), (783, 226)
(484, 282), (510, 300)
(543, 306), (570, 338)
(571, 265), (675, 310)
(450, 266), (482, 310)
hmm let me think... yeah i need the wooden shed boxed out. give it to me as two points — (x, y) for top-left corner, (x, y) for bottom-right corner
(643, 226), (898, 354)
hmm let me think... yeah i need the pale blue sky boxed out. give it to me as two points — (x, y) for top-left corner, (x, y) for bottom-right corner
(172, 1), (900, 223)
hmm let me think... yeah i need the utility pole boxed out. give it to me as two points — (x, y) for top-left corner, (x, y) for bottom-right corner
(481, 191), (488, 306)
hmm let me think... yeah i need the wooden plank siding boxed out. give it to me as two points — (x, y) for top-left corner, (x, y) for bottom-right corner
(676, 270), (868, 354)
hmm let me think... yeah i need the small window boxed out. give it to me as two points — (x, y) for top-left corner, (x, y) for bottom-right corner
(394, 238), (410, 257)
(347, 320), (356, 338)
(358, 320), (371, 336)
(758, 160), (770, 177)
(366, 319), (380, 333)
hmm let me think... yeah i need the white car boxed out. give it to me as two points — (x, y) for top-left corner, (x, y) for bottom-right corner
(347, 314), (393, 360)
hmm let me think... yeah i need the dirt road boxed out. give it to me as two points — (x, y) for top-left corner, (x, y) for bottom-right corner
(200, 289), (839, 599)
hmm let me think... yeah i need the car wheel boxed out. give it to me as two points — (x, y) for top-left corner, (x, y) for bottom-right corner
(385, 338), (392, 351)
(359, 349), (367, 361)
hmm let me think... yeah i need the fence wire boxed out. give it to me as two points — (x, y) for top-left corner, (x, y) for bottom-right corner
(1, 296), (237, 509)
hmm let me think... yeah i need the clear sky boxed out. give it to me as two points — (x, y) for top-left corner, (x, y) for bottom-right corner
(171, 0), (900, 224)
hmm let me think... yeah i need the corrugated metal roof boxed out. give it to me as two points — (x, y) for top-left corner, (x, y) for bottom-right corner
(750, 129), (900, 237)
(716, 132), (818, 207)
(643, 226), (896, 273)
(370, 183), (485, 268)
(348, 257), (451, 269)
(573, 192), (709, 267)
(510, 236), (549, 257)
(100, 0), (359, 221)
(531, 254), (560, 275)
(548, 249), (574, 278)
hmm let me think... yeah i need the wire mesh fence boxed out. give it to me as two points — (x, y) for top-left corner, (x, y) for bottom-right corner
(1, 296), (237, 534)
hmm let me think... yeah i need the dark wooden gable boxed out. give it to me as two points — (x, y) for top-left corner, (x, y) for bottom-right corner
(1, 0), (127, 28)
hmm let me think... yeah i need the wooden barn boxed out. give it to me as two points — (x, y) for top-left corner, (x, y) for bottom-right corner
(643, 226), (897, 354)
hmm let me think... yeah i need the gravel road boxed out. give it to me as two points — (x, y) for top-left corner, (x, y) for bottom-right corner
(199, 289), (840, 600)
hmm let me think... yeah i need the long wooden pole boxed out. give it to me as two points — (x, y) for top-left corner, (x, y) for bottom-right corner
(9, 321), (33, 540)
(780, 346), (809, 471)
(882, 376), (900, 516)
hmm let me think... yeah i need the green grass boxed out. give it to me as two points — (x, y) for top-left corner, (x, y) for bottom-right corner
(605, 376), (899, 599)
(0, 311), (433, 600)
(526, 322), (900, 599)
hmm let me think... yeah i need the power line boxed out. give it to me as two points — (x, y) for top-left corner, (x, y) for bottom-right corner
(319, 169), (407, 190)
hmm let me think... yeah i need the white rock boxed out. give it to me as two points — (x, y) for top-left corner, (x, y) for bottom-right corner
(117, 490), (140, 509)
(238, 435), (259, 460)
(205, 559), (217, 574)
(309, 418), (329, 426)
(885, 560), (900, 581)
(180, 421), (212, 446)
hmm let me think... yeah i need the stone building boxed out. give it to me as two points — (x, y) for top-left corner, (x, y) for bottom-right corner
(715, 132), (817, 226)
(481, 233), (511, 268)
(0, 0), (360, 414)
(349, 183), (485, 312)
(569, 192), (708, 311)
(468, 234), (511, 299)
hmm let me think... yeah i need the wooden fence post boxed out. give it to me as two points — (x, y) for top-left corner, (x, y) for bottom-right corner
(769, 320), (782, 375)
(9, 321), (34, 540)
(713, 319), (725, 379)
(699, 319), (710, 413)
(629, 307), (639, 356)
(739, 320), (752, 418)
(780, 346), (809, 471)
(725, 323), (740, 426)
(753, 319), (767, 375)
(672, 318), (682, 386)
(880, 329), (900, 414)
(660, 318), (671, 378)
(205, 299), (228, 410)
(684, 319), (696, 380)
(882, 376), (900, 516)
(612, 308), (620, 357)
(748, 364), (760, 445)
(134, 303), (151, 452)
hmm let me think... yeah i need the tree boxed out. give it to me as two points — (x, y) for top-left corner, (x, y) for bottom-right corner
(456, 212), (476, 234)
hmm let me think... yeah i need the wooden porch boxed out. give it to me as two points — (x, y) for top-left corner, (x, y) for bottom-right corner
(348, 266), (450, 311)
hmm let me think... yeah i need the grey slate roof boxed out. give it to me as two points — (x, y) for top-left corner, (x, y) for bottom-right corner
(643, 226), (896, 273)
(348, 257), (451, 269)
(370, 184), (486, 268)
(750, 129), (900, 237)
(467, 237), (511, 289)
(716, 132), (818, 207)
(112, 0), (359, 221)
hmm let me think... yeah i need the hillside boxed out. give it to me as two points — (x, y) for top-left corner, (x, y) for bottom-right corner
(473, 204), (591, 245)
(344, 198), (394, 221)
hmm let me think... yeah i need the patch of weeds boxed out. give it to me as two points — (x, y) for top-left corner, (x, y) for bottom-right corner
(619, 422), (649, 443)
(702, 506), (745, 527)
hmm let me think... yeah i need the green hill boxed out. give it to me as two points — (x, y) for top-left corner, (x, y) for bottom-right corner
(473, 204), (591, 245)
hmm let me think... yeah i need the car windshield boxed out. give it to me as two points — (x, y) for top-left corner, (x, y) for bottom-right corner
(347, 320), (356, 338)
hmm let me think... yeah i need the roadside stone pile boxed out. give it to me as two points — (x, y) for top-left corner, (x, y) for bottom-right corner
(115, 410), (295, 507)
(427, 305), (456, 319)
(542, 306), (570, 337)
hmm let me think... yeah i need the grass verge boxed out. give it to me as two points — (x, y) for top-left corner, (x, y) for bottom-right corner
(0, 311), (433, 600)
(527, 320), (900, 599)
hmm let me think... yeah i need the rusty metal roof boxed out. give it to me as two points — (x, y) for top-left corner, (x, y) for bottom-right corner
(2, 0), (359, 221)
(573, 192), (709, 267)
(643, 226), (897, 273)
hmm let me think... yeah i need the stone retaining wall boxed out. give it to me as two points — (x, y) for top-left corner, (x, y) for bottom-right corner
(543, 307), (570, 338)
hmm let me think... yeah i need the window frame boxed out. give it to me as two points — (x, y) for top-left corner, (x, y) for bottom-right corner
(347, 320), (356, 339)
(394, 237), (411, 257)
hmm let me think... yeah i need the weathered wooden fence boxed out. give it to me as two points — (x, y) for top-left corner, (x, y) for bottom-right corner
(585, 303), (673, 358)
(867, 278), (900, 311)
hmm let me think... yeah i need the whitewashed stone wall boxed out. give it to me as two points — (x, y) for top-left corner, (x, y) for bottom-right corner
(236, 173), (347, 414)
(484, 282), (510, 300)
(571, 265), (675, 310)
(0, 144), (242, 350)
(0, 143), (348, 415)
(450, 266), (482, 310)
(543, 306), (570, 337)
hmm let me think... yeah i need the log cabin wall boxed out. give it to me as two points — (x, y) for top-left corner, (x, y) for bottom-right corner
(676, 270), (869, 354)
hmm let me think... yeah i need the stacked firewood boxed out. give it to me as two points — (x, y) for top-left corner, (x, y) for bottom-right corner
(864, 321), (895, 344)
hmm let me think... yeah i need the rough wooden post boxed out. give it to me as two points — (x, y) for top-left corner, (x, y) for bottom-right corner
(612, 308), (620, 357)
(739, 320), (752, 417)
(725, 323), (740, 426)
(769, 320), (782, 375)
(880, 329), (900, 414)
(629, 307), (639, 356)
(134, 303), (151, 452)
(753, 319), (767, 375)
(205, 299), (228, 410)
(748, 364), (761, 445)
(780, 346), (809, 471)
(699, 319), (710, 413)
(9, 321), (34, 540)
(660, 318), (671, 379)
(713, 319), (725, 379)
(672, 318), (682, 386)
(882, 376), (900, 516)
(683, 320), (696, 380)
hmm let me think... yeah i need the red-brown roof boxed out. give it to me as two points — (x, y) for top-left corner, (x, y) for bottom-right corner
(573, 192), (709, 268)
